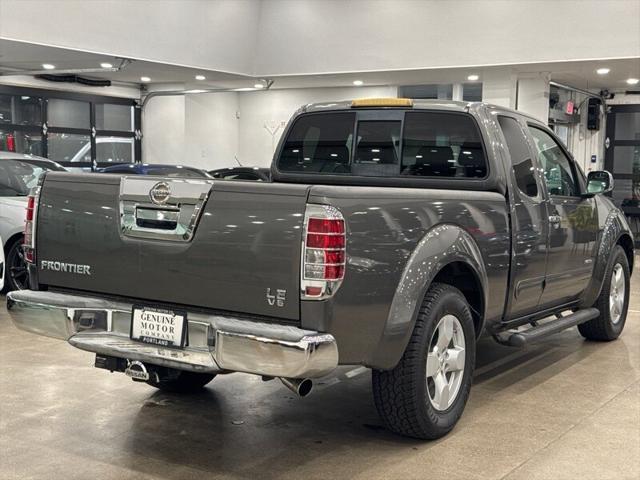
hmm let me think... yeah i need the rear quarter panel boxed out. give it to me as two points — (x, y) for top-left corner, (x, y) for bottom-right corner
(303, 185), (510, 369)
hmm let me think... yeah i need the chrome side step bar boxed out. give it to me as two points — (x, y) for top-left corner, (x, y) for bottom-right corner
(504, 308), (600, 347)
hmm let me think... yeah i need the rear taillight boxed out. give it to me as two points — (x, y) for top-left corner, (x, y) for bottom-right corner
(301, 205), (346, 299)
(23, 187), (40, 264)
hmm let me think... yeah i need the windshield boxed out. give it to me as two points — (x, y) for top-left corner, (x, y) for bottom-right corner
(0, 159), (52, 196)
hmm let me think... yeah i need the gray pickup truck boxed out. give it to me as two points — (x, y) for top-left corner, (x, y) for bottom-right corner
(7, 98), (634, 440)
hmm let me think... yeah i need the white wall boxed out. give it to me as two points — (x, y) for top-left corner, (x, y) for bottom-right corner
(3, 0), (638, 77)
(184, 92), (239, 170)
(143, 92), (239, 169)
(608, 93), (640, 105)
(237, 85), (398, 166)
(143, 95), (185, 165)
(516, 74), (551, 123)
(482, 68), (517, 109)
(253, 0), (640, 75)
(568, 110), (604, 174)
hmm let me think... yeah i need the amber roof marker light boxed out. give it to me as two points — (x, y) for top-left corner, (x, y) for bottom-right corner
(351, 98), (414, 108)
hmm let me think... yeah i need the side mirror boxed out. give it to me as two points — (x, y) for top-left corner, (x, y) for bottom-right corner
(586, 170), (614, 196)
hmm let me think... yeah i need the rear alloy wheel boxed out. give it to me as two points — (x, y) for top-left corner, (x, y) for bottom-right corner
(372, 283), (476, 439)
(6, 239), (29, 292)
(578, 245), (630, 341)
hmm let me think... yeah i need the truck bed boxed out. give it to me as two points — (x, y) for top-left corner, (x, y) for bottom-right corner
(34, 172), (510, 366)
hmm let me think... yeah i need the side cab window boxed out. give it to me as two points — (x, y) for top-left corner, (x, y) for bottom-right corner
(498, 115), (540, 198)
(527, 126), (580, 197)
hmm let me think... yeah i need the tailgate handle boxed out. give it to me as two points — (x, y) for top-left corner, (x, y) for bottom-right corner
(135, 208), (179, 231)
(120, 177), (212, 242)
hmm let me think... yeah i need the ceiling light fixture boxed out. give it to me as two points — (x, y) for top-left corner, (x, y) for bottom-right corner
(353, 80), (364, 86)
(627, 78), (639, 85)
(100, 62), (113, 69)
(195, 75), (206, 81)
(596, 67), (610, 75)
(140, 76), (151, 82)
(42, 64), (55, 70)
(467, 74), (479, 81)
(254, 83), (265, 89)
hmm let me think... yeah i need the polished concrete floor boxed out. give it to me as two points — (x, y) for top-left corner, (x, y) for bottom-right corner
(1, 267), (639, 480)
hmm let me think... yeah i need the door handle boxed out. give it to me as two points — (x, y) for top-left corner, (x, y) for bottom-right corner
(549, 214), (562, 224)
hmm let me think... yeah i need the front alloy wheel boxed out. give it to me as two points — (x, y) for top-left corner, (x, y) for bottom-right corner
(609, 263), (625, 324)
(578, 245), (630, 341)
(426, 314), (466, 411)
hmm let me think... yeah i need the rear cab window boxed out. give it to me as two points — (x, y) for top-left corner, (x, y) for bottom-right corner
(276, 110), (488, 180)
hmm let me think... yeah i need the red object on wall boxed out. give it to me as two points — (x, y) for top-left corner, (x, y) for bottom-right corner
(565, 101), (574, 115)
(6, 133), (15, 152)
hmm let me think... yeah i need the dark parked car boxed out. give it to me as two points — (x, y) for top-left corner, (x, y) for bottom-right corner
(209, 166), (271, 181)
(7, 99), (634, 440)
(99, 163), (212, 178)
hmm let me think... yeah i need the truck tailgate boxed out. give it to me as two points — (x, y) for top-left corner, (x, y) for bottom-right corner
(36, 173), (308, 321)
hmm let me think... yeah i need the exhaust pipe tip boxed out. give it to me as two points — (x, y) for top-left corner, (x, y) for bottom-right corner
(280, 377), (313, 397)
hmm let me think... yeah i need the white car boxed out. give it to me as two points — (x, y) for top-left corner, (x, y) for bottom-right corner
(0, 152), (67, 291)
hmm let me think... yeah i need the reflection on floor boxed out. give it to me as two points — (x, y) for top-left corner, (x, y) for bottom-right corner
(1, 261), (639, 480)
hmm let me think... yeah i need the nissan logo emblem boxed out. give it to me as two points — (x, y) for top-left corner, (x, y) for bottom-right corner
(149, 182), (171, 205)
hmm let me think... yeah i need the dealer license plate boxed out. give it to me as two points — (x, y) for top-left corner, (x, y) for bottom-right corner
(130, 306), (187, 348)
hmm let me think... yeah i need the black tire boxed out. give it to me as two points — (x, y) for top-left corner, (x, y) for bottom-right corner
(578, 245), (630, 341)
(372, 283), (476, 439)
(5, 238), (29, 292)
(146, 370), (216, 393)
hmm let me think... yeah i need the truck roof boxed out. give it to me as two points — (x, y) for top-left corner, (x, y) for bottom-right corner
(297, 98), (544, 123)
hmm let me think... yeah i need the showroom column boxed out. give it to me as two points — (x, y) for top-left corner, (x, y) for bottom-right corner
(516, 73), (551, 123)
(481, 67), (517, 109)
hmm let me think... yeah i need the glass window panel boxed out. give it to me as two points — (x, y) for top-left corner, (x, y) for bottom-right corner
(278, 113), (355, 174)
(401, 112), (487, 178)
(462, 83), (483, 102)
(0, 94), (43, 126)
(47, 98), (90, 129)
(352, 121), (401, 176)
(612, 178), (634, 208)
(499, 116), (538, 197)
(48, 132), (91, 163)
(528, 126), (579, 197)
(0, 129), (43, 156)
(95, 104), (134, 131)
(614, 112), (640, 141)
(612, 146), (640, 175)
(399, 84), (453, 99)
(96, 136), (134, 163)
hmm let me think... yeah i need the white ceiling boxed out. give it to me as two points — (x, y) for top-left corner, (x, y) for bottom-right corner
(0, 38), (638, 93)
(0, 39), (252, 88)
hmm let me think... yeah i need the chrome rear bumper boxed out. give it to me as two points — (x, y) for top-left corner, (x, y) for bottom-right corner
(6, 290), (338, 378)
